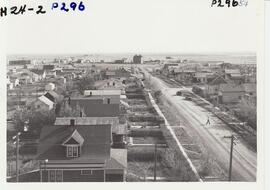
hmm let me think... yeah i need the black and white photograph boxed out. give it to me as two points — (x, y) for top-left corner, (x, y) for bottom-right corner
(1, 0), (266, 188)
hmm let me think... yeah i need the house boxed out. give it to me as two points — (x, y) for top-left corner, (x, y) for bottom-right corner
(9, 77), (20, 87)
(68, 97), (120, 117)
(17, 70), (39, 85)
(54, 117), (127, 148)
(161, 63), (179, 76)
(7, 76), (14, 90)
(224, 69), (244, 82)
(174, 69), (196, 84)
(105, 71), (116, 79)
(219, 62), (233, 70)
(58, 77), (66, 84)
(44, 91), (61, 103)
(37, 122), (126, 182)
(243, 83), (256, 96)
(7, 83), (14, 90)
(193, 72), (214, 83)
(43, 65), (55, 71)
(45, 83), (56, 91)
(133, 55), (142, 64)
(45, 70), (57, 78)
(9, 59), (31, 66)
(31, 69), (47, 80)
(205, 75), (229, 96)
(218, 84), (245, 104)
(83, 90), (121, 104)
(32, 95), (54, 110)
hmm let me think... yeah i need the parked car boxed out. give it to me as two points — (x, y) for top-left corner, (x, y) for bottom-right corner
(184, 95), (192, 101)
(176, 91), (182, 96)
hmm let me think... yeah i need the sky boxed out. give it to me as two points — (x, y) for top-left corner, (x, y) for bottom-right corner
(3, 0), (260, 54)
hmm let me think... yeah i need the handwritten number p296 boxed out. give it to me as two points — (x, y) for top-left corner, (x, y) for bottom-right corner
(52, 1), (85, 12)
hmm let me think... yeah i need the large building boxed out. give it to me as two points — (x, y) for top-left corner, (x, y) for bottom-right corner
(133, 55), (142, 64)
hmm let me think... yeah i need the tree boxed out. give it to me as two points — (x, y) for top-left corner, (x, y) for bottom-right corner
(12, 108), (56, 134)
(75, 76), (95, 94)
(59, 102), (82, 117)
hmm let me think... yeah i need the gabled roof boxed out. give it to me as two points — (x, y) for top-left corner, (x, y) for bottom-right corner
(62, 129), (85, 146)
(219, 84), (245, 93)
(38, 95), (54, 107)
(225, 69), (240, 74)
(105, 71), (116, 76)
(194, 72), (213, 78)
(110, 149), (127, 168)
(54, 117), (126, 134)
(84, 90), (121, 96)
(230, 73), (243, 78)
(37, 124), (111, 161)
(243, 83), (256, 93)
(30, 69), (46, 75)
(70, 98), (120, 117)
(208, 75), (229, 85)
(44, 91), (61, 103)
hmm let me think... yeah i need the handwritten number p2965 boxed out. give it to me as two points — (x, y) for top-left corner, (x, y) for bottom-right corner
(211, 0), (241, 7)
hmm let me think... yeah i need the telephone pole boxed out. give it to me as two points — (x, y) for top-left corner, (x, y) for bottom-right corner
(13, 132), (21, 182)
(154, 143), (157, 181)
(224, 135), (235, 181)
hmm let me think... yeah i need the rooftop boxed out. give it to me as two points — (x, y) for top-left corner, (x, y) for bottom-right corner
(37, 124), (111, 162)
(84, 90), (121, 96)
(38, 95), (54, 107)
(54, 117), (126, 134)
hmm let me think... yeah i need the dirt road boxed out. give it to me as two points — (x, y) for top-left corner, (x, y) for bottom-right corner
(141, 68), (257, 181)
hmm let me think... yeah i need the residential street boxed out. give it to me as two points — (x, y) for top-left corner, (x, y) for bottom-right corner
(141, 67), (257, 181)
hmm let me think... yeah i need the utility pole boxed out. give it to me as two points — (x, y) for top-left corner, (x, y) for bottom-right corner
(13, 132), (21, 182)
(40, 161), (43, 182)
(224, 135), (235, 181)
(154, 143), (157, 181)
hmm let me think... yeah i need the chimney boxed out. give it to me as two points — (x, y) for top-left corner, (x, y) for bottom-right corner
(70, 119), (75, 126)
(80, 111), (83, 117)
(68, 97), (71, 105)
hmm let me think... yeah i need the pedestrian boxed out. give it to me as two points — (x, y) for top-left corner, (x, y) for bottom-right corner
(206, 116), (211, 125)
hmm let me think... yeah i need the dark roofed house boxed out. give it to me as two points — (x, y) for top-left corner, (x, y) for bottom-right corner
(218, 84), (245, 104)
(205, 75), (229, 96)
(243, 83), (256, 96)
(105, 71), (116, 79)
(43, 65), (55, 71)
(55, 117), (127, 148)
(9, 60), (31, 66)
(37, 122), (126, 182)
(44, 91), (61, 103)
(31, 69), (46, 80)
(69, 97), (120, 117)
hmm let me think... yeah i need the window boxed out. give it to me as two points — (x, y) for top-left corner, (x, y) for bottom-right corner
(66, 146), (79, 157)
(81, 170), (93, 175)
(73, 146), (78, 157)
(56, 170), (63, 182)
(48, 170), (63, 182)
(67, 146), (73, 157)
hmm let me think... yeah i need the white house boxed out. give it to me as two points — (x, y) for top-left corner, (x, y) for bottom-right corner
(33, 95), (54, 110)
(45, 83), (56, 91)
